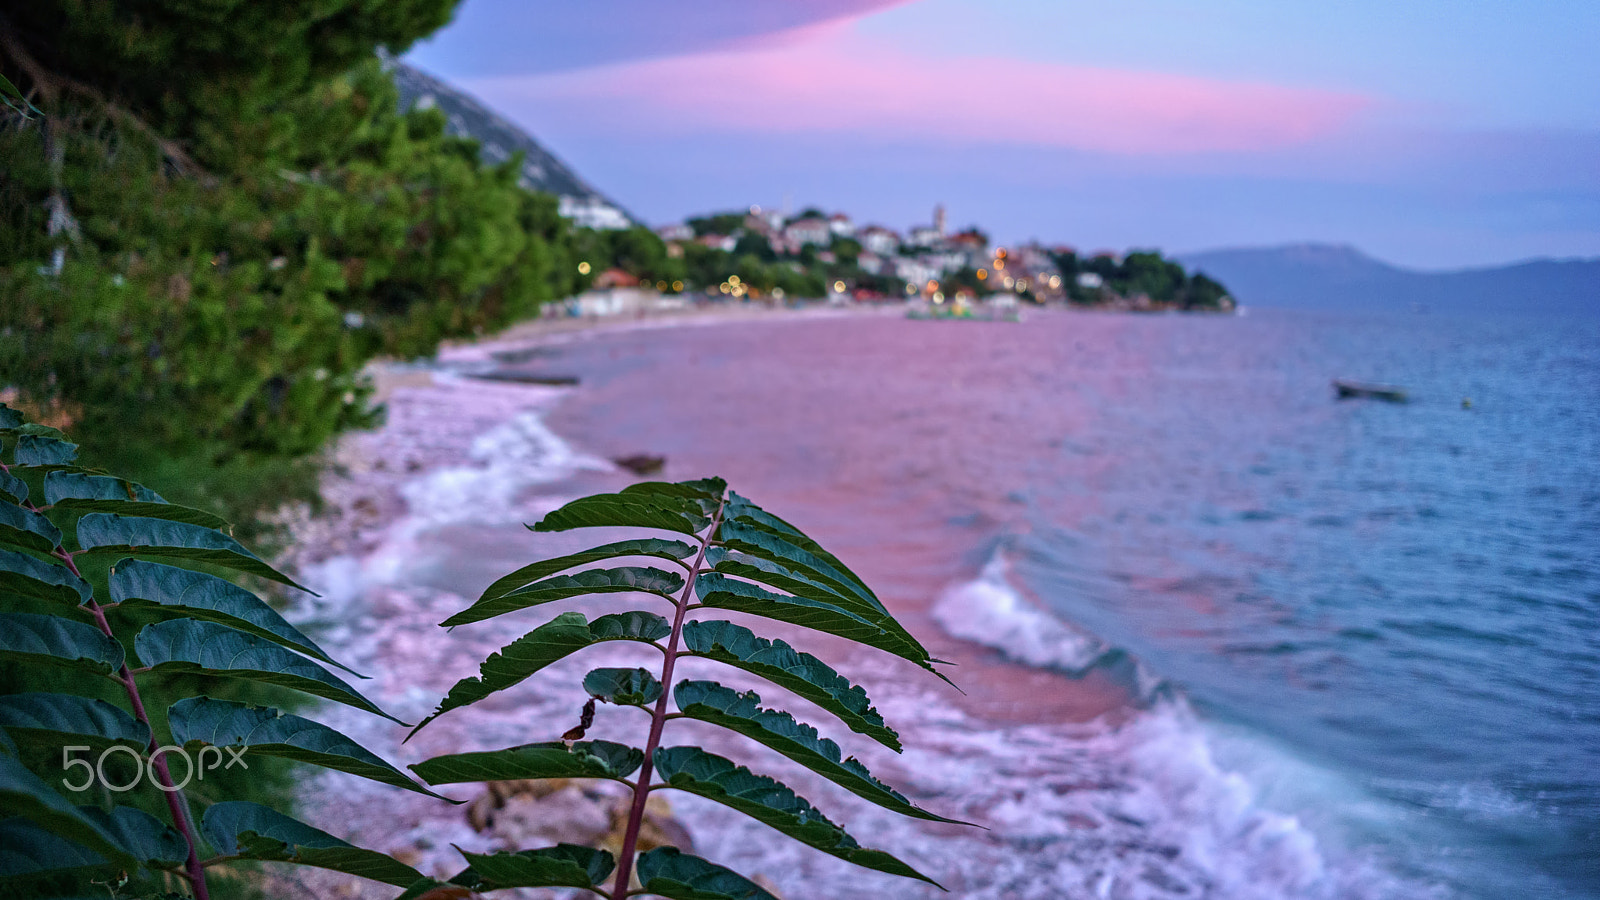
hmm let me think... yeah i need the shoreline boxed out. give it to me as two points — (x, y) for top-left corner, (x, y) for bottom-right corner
(274, 307), (1398, 900)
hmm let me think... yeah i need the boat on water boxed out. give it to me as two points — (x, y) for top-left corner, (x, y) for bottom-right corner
(1333, 380), (1407, 402)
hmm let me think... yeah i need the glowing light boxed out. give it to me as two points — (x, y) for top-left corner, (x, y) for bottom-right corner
(728, 275), (741, 285)
(671, 280), (683, 292)
(833, 280), (846, 292)
(993, 259), (1005, 270)
(1049, 276), (1061, 288)
(1017, 279), (1029, 292)
(773, 287), (786, 299)
(926, 280), (939, 292)
(719, 283), (731, 294)
(996, 248), (1008, 259)
(932, 291), (945, 303)
(905, 283), (917, 295)
(1003, 276), (1014, 288)
(656, 281), (667, 291)
(976, 268), (988, 280)
(577, 261), (591, 275)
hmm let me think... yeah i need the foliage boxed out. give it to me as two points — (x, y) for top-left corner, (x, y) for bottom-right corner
(405, 477), (965, 898)
(1050, 248), (1234, 310)
(0, 403), (434, 899)
(2, 20), (583, 520)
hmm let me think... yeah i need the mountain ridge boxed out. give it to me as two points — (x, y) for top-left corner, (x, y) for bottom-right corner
(388, 60), (635, 224)
(1179, 243), (1599, 315)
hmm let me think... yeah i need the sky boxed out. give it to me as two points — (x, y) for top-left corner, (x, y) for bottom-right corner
(405, 0), (1600, 268)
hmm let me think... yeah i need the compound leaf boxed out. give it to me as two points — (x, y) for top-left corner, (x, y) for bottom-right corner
(0, 548), (91, 607)
(0, 756), (134, 868)
(411, 740), (642, 786)
(79, 805), (188, 868)
(531, 492), (710, 535)
(135, 620), (401, 724)
(583, 667), (662, 706)
(168, 698), (447, 800)
(673, 681), (964, 824)
(14, 434), (78, 466)
(636, 847), (778, 900)
(0, 500), (61, 554)
(395, 844), (616, 898)
(681, 619), (899, 751)
(653, 746), (937, 885)
(76, 513), (311, 592)
(411, 611), (669, 739)
(0, 693), (150, 751)
(45, 472), (230, 531)
(0, 612), (123, 674)
(111, 559), (353, 675)
(477, 538), (695, 607)
(0, 470), (25, 503)
(440, 566), (683, 627)
(201, 801), (424, 887)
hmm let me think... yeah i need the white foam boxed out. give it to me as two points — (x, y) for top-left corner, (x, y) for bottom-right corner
(932, 550), (1105, 672)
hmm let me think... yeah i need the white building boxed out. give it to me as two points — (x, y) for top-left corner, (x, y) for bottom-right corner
(829, 213), (856, 238)
(559, 195), (631, 230)
(856, 252), (884, 275)
(859, 226), (900, 256)
(907, 226), (941, 248)
(785, 217), (832, 247)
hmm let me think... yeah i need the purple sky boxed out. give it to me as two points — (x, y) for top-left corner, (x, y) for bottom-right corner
(406, 0), (1600, 268)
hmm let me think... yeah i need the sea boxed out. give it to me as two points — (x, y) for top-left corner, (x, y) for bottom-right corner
(305, 305), (1599, 899)
(505, 306), (1598, 899)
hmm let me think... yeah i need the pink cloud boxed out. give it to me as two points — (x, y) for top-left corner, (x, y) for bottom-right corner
(468, 30), (1371, 155)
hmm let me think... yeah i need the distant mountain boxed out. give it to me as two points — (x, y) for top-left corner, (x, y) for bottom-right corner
(388, 61), (635, 228)
(1179, 244), (1599, 316)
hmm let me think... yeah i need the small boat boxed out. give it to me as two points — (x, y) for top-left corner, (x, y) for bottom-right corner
(1333, 380), (1407, 403)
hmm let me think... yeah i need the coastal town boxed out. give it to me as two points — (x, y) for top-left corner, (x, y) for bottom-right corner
(563, 203), (1236, 317)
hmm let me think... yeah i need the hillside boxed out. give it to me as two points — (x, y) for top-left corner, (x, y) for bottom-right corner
(389, 60), (634, 227)
(1180, 244), (1600, 316)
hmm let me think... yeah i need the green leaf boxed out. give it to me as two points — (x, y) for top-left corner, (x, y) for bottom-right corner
(654, 746), (938, 886)
(168, 698), (449, 800)
(531, 492), (710, 535)
(411, 740), (642, 786)
(14, 434), (79, 466)
(394, 844), (616, 899)
(201, 801), (425, 887)
(79, 804), (188, 868)
(0, 403), (23, 429)
(0, 548), (91, 607)
(478, 538), (695, 606)
(694, 574), (893, 658)
(583, 667), (662, 706)
(77, 514), (312, 592)
(0, 470), (25, 503)
(673, 681), (965, 824)
(681, 619), (899, 751)
(111, 559), (352, 674)
(136, 621), (402, 724)
(713, 523), (926, 661)
(724, 490), (875, 598)
(620, 477), (727, 503)
(0, 756), (135, 869)
(0, 693), (150, 751)
(410, 610), (669, 739)
(45, 472), (231, 531)
(0, 500), (62, 554)
(0, 612), (124, 674)
(636, 846), (779, 900)
(0, 816), (110, 883)
(440, 566), (684, 627)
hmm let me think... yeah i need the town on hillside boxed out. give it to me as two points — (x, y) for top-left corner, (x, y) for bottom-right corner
(562, 203), (1235, 317)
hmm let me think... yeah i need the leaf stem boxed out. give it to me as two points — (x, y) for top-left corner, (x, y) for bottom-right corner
(53, 546), (213, 900)
(610, 494), (725, 897)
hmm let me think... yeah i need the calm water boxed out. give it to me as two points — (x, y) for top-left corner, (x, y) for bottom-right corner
(530, 307), (1600, 898)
